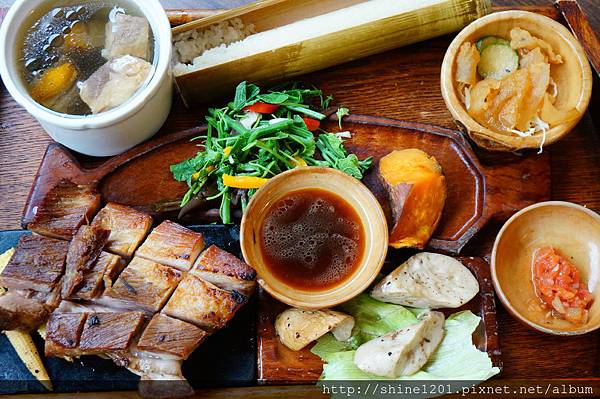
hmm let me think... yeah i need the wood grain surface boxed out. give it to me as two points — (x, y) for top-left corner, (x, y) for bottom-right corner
(0, 0), (598, 391)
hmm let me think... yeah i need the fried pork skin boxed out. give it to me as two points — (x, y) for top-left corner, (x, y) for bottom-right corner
(191, 245), (256, 296)
(45, 312), (87, 357)
(163, 274), (247, 331)
(0, 235), (68, 292)
(91, 202), (153, 259)
(72, 252), (124, 300)
(103, 257), (182, 312)
(28, 180), (101, 240)
(136, 220), (205, 271)
(78, 312), (145, 354)
(62, 225), (110, 299)
(137, 314), (208, 360)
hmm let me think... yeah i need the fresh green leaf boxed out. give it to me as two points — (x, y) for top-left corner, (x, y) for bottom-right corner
(257, 92), (289, 104)
(336, 107), (350, 129)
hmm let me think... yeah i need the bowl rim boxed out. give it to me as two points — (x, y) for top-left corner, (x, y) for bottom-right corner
(0, 0), (172, 130)
(240, 166), (388, 309)
(440, 10), (593, 151)
(491, 200), (600, 335)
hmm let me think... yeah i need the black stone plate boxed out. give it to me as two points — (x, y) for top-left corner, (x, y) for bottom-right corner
(0, 225), (256, 394)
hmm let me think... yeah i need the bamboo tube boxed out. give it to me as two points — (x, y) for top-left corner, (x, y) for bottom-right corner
(172, 0), (491, 106)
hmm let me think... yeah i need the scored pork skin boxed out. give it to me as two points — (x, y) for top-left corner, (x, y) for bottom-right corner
(191, 245), (256, 296)
(163, 274), (247, 331)
(0, 235), (68, 292)
(28, 180), (101, 240)
(91, 203), (153, 259)
(137, 314), (208, 360)
(62, 225), (110, 299)
(45, 312), (88, 357)
(136, 221), (205, 271)
(72, 252), (123, 300)
(103, 257), (182, 313)
(78, 312), (145, 354)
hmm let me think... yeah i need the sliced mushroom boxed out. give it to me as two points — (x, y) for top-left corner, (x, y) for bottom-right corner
(275, 308), (354, 351)
(371, 252), (479, 308)
(354, 310), (444, 378)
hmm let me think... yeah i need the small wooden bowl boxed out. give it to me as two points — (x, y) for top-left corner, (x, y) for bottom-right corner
(440, 10), (593, 152)
(240, 167), (388, 309)
(491, 201), (600, 335)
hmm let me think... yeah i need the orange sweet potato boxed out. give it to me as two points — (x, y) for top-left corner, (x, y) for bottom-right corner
(378, 149), (447, 249)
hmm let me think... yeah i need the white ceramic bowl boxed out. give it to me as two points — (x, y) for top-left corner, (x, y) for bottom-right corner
(0, 0), (173, 156)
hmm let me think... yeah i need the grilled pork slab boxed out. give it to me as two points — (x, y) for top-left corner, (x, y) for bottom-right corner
(91, 203), (153, 258)
(73, 252), (124, 300)
(103, 257), (182, 312)
(62, 225), (110, 299)
(0, 292), (50, 331)
(163, 274), (247, 331)
(136, 221), (205, 271)
(137, 314), (208, 360)
(0, 235), (68, 292)
(191, 245), (256, 296)
(28, 180), (101, 240)
(45, 312), (87, 357)
(78, 312), (145, 354)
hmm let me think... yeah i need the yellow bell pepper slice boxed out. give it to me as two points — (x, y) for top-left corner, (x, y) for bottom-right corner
(192, 165), (215, 181)
(223, 174), (268, 189)
(29, 62), (77, 102)
(292, 156), (307, 167)
(223, 146), (233, 157)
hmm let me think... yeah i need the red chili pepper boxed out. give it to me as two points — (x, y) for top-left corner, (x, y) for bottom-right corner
(302, 117), (320, 131)
(242, 102), (280, 113)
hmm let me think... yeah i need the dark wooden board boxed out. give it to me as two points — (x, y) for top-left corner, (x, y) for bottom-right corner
(20, 115), (549, 254)
(257, 255), (501, 384)
(0, 226), (255, 395)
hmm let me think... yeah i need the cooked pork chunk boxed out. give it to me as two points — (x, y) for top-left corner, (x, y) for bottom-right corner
(354, 311), (445, 378)
(62, 225), (110, 299)
(163, 274), (246, 331)
(28, 180), (101, 240)
(72, 252), (123, 300)
(0, 292), (50, 331)
(79, 55), (152, 114)
(371, 253), (479, 309)
(0, 235), (68, 292)
(45, 312), (87, 357)
(136, 221), (205, 271)
(78, 312), (145, 354)
(91, 203), (153, 259)
(137, 314), (208, 360)
(104, 13), (151, 61)
(103, 257), (182, 312)
(191, 245), (256, 296)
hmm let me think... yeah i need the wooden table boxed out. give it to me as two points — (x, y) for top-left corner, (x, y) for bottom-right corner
(0, 0), (599, 397)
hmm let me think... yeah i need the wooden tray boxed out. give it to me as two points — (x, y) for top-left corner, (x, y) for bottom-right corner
(257, 256), (501, 384)
(21, 115), (549, 254)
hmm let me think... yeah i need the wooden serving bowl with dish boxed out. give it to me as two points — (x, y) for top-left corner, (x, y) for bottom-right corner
(440, 10), (592, 152)
(491, 201), (600, 335)
(240, 167), (388, 310)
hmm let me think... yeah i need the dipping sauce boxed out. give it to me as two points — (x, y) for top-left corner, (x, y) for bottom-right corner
(532, 247), (593, 324)
(260, 188), (365, 291)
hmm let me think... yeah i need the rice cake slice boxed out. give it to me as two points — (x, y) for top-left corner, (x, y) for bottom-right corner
(191, 245), (256, 296)
(72, 252), (124, 300)
(28, 180), (101, 240)
(45, 312), (88, 357)
(137, 314), (208, 360)
(79, 312), (145, 353)
(136, 221), (205, 271)
(91, 202), (153, 259)
(0, 235), (69, 292)
(103, 257), (182, 312)
(163, 274), (246, 331)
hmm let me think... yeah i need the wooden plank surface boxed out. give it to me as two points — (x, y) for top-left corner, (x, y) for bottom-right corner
(0, 0), (598, 392)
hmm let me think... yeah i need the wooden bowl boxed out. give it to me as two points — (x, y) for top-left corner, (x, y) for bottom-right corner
(491, 201), (600, 335)
(240, 167), (388, 309)
(440, 10), (593, 152)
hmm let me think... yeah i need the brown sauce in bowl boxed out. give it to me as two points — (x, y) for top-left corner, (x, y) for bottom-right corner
(259, 188), (365, 291)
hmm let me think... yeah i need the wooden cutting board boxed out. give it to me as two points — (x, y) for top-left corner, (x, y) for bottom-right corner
(257, 256), (501, 383)
(21, 115), (549, 254)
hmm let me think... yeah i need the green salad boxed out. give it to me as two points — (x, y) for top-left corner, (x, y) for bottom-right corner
(170, 81), (372, 223)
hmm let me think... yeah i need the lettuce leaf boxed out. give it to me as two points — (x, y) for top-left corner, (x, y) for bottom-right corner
(311, 294), (500, 383)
